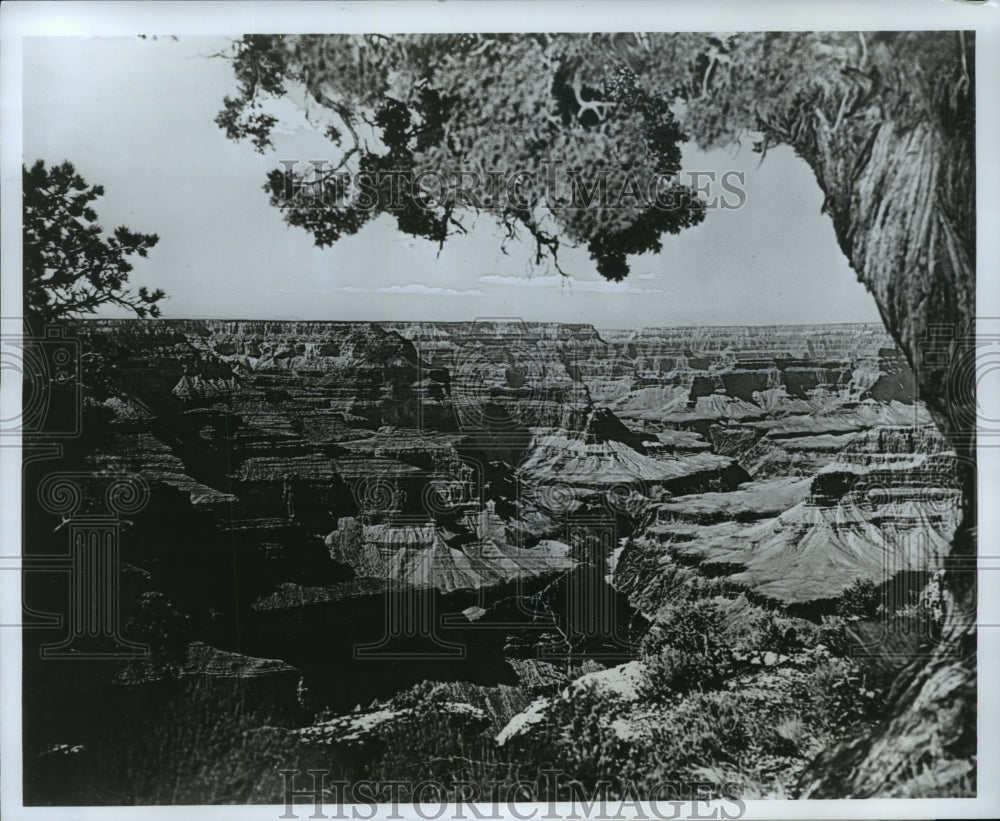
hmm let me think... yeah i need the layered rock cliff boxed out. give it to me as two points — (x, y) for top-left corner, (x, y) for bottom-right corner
(24, 316), (968, 802)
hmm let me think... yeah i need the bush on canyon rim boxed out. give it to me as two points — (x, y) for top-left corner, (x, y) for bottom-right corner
(633, 653), (881, 796)
(639, 595), (810, 697)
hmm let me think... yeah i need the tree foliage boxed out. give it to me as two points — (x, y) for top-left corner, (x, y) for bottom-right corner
(214, 32), (972, 289)
(215, 34), (714, 281)
(23, 160), (165, 323)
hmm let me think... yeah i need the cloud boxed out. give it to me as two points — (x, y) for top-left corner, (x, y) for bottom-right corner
(336, 283), (487, 296)
(638, 272), (659, 280)
(380, 283), (487, 296)
(477, 274), (659, 295)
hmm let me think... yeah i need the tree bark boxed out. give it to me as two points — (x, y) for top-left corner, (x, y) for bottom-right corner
(790, 33), (976, 797)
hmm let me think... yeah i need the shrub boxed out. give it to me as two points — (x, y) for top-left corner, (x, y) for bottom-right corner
(639, 595), (816, 697)
(625, 650), (883, 797)
(640, 598), (734, 694)
(836, 577), (883, 619)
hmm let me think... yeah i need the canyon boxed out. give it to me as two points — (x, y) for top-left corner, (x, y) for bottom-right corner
(21, 318), (966, 802)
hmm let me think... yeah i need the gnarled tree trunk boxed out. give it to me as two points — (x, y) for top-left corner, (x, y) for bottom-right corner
(784, 32), (977, 797)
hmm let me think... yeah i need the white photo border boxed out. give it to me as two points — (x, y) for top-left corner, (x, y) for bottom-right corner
(2, 2), (998, 819)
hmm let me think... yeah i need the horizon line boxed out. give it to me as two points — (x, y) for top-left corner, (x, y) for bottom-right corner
(73, 316), (891, 330)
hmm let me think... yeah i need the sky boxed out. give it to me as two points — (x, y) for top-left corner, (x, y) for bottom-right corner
(22, 35), (883, 329)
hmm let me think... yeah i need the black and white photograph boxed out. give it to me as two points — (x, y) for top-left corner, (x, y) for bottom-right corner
(1, 2), (997, 818)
